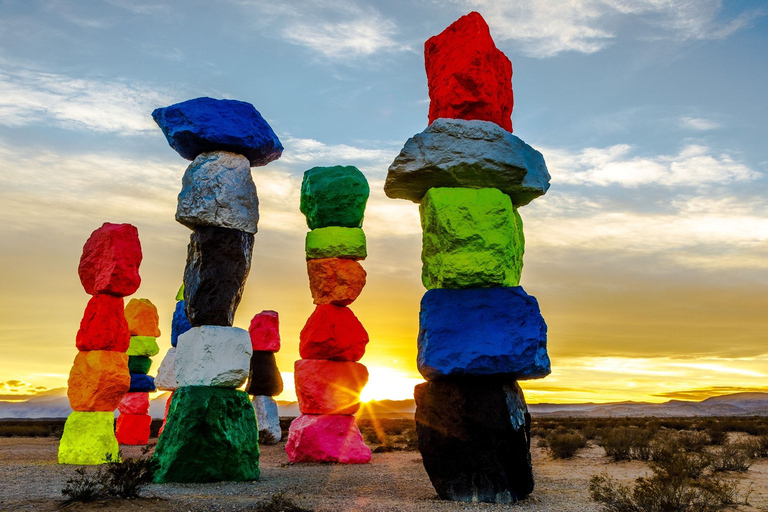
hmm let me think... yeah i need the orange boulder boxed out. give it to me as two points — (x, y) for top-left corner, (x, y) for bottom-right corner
(124, 298), (161, 337)
(67, 351), (131, 411)
(294, 359), (369, 415)
(307, 258), (366, 306)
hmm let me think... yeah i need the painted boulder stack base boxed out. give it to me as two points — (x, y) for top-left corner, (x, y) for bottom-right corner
(247, 310), (284, 444)
(59, 223), (141, 465)
(152, 97), (282, 483)
(384, 12), (551, 503)
(156, 284), (187, 437)
(286, 166), (372, 464)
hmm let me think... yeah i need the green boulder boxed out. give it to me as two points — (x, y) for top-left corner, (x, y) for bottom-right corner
(175, 283), (184, 301)
(58, 411), (119, 465)
(128, 355), (152, 374)
(300, 166), (369, 229)
(306, 227), (367, 260)
(127, 336), (160, 357)
(152, 386), (260, 483)
(421, 188), (524, 289)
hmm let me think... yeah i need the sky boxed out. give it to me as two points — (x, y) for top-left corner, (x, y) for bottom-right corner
(0, 0), (767, 405)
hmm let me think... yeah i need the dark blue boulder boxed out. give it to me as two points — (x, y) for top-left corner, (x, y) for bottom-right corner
(152, 97), (283, 166)
(129, 373), (156, 393)
(417, 287), (550, 380)
(171, 300), (192, 347)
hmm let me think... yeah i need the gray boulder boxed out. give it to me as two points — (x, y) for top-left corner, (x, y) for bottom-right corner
(252, 395), (281, 444)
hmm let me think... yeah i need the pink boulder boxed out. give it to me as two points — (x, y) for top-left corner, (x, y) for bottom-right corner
(117, 392), (150, 415)
(285, 414), (371, 464)
(295, 360), (369, 415)
(299, 305), (368, 361)
(78, 222), (142, 296)
(75, 294), (130, 352)
(115, 414), (151, 445)
(248, 310), (280, 352)
(159, 391), (174, 437)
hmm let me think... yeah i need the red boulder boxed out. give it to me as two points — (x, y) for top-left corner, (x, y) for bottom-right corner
(294, 359), (369, 415)
(115, 414), (151, 445)
(117, 392), (150, 415)
(78, 223), (142, 296)
(425, 11), (514, 132)
(76, 294), (130, 352)
(299, 305), (368, 361)
(248, 310), (280, 352)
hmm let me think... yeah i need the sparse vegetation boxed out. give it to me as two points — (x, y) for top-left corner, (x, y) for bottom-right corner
(357, 418), (418, 452)
(545, 430), (587, 459)
(255, 490), (314, 512)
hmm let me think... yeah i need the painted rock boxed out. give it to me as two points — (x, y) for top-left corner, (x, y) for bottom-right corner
(384, 118), (550, 207)
(248, 310), (280, 352)
(421, 187), (523, 289)
(417, 287), (550, 380)
(285, 414), (371, 464)
(126, 336), (160, 357)
(426, 12), (513, 132)
(128, 356), (152, 375)
(176, 151), (260, 233)
(78, 222), (142, 296)
(58, 411), (119, 465)
(175, 284), (185, 301)
(300, 166), (369, 229)
(175, 326), (252, 388)
(159, 390), (174, 437)
(152, 386), (260, 483)
(129, 373), (156, 393)
(115, 414), (152, 445)
(171, 300), (192, 347)
(245, 351), (283, 396)
(299, 305), (368, 361)
(155, 348), (178, 391)
(124, 298), (161, 337)
(415, 380), (533, 504)
(67, 351), (130, 411)
(75, 294), (130, 352)
(294, 359), (368, 415)
(308, 258), (366, 306)
(184, 225), (254, 326)
(118, 392), (150, 415)
(152, 97), (283, 166)
(252, 395), (282, 445)
(305, 227), (367, 260)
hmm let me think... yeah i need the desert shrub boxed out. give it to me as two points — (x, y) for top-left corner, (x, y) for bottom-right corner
(60, 448), (156, 503)
(743, 434), (768, 458)
(0, 419), (65, 437)
(255, 490), (313, 512)
(546, 431), (587, 459)
(710, 443), (752, 472)
(599, 427), (655, 461)
(61, 468), (102, 503)
(677, 430), (710, 453)
(706, 424), (728, 446)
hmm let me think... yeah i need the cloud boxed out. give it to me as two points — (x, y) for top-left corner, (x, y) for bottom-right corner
(679, 116), (721, 131)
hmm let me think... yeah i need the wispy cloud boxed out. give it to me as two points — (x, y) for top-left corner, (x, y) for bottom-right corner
(679, 116), (720, 131)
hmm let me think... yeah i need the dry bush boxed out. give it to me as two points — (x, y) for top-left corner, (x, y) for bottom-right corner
(677, 431), (710, 453)
(255, 490), (313, 512)
(546, 431), (587, 459)
(599, 427), (655, 461)
(710, 442), (753, 472)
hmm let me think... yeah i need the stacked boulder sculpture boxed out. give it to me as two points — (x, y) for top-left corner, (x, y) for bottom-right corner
(59, 222), (142, 464)
(285, 166), (372, 464)
(154, 284), (188, 436)
(385, 12), (551, 503)
(247, 310), (284, 444)
(151, 97), (282, 483)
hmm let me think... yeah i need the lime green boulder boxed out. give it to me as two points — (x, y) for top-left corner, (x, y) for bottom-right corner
(126, 336), (160, 357)
(421, 188), (524, 289)
(306, 227), (367, 260)
(58, 411), (119, 465)
(128, 355), (152, 374)
(300, 166), (369, 229)
(152, 386), (260, 483)
(175, 284), (184, 301)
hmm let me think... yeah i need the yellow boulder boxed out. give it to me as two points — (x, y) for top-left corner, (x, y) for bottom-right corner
(58, 411), (119, 465)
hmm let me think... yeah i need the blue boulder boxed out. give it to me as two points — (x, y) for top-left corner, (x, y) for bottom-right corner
(152, 97), (283, 166)
(417, 287), (550, 380)
(129, 373), (156, 393)
(171, 300), (192, 348)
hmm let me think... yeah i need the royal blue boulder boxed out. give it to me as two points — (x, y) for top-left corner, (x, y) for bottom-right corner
(152, 97), (283, 166)
(171, 300), (192, 348)
(417, 287), (550, 380)
(129, 373), (156, 393)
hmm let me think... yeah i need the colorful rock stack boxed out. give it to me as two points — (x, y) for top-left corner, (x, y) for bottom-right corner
(385, 12), (552, 504)
(58, 222), (142, 465)
(154, 285), (189, 436)
(247, 310), (283, 444)
(150, 97), (283, 483)
(285, 166), (372, 464)
(115, 298), (160, 445)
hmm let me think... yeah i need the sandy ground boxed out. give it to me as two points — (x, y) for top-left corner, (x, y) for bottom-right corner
(1, 437), (767, 511)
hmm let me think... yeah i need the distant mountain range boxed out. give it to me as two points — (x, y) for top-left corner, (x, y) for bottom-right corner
(2, 389), (767, 419)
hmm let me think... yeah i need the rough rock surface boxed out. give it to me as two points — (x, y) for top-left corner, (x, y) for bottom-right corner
(286, 414), (371, 464)
(152, 386), (260, 483)
(175, 326), (252, 388)
(128, 356), (152, 375)
(171, 300), (192, 347)
(78, 222), (142, 296)
(417, 287), (550, 380)
(294, 359), (368, 415)
(129, 374), (156, 393)
(75, 294), (130, 352)
(385, 118), (550, 206)
(425, 11), (514, 132)
(248, 310), (280, 352)
(245, 351), (283, 396)
(307, 258), (367, 306)
(252, 395), (281, 445)
(67, 351), (130, 411)
(126, 336), (160, 357)
(184, 225), (254, 326)
(414, 380), (533, 504)
(115, 414), (151, 445)
(118, 392), (150, 415)
(159, 390), (174, 437)
(305, 227), (367, 260)
(176, 151), (260, 233)
(299, 305), (369, 361)
(58, 411), (119, 465)
(175, 284), (185, 301)
(124, 298), (161, 337)
(152, 97), (283, 166)
(155, 348), (178, 391)
(300, 166), (369, 230)
(421, 187), (523, 289)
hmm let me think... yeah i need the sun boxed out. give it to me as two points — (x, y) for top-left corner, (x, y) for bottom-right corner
(359, 367), (425, 403)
